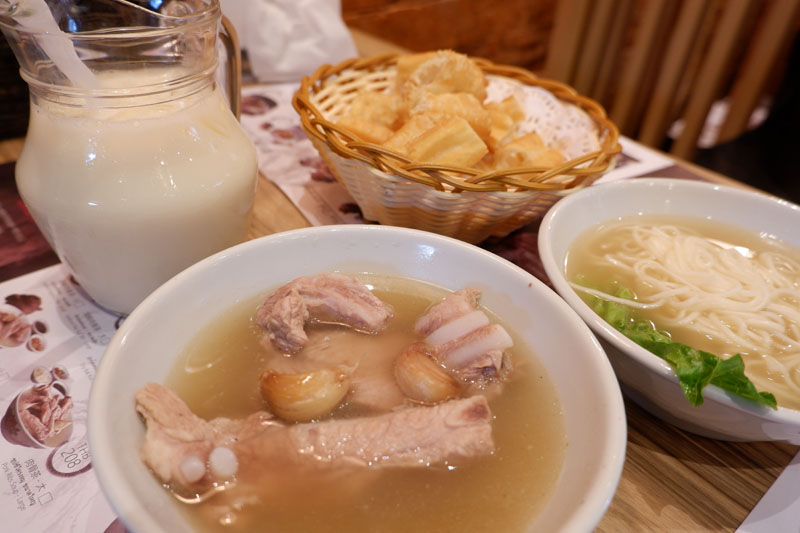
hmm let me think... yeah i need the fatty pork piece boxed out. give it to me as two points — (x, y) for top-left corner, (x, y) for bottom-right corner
(256, 273), (393, 353)
(415, 289), (513, 380)
(136, 383), (494, 497)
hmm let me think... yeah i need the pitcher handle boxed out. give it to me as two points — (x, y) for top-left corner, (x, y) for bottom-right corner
(219, 15), (242, 120)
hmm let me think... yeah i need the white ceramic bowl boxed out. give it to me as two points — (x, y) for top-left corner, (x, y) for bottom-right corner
(539, 178), (800, 444)
(89, 225), (626, 532)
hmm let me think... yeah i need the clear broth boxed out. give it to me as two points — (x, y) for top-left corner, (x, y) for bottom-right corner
(165, 274), (566, 532)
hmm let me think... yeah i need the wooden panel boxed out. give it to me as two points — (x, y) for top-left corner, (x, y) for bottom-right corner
(670, 1), (720, 131)
(572, 0), (617, 95)
(342, 0), (556, 70)
(608, 0), (671, 135)
(544, 0), (592, 82)
(349, 27), (409, 56)
(670, 0), (756, 159)
(625, 1), (679, 138)
(638, 0), (710, 147)
(591, 0), (633, 104)
(718, 0), (800, 142)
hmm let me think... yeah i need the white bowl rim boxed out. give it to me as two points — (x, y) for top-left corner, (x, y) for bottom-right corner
(89, 224), (628, 533)
(539, 177), (800, 425)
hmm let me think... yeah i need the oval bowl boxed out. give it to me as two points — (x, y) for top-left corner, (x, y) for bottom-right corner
(89, 225), (626, 533)
(539, 177), (800, 443)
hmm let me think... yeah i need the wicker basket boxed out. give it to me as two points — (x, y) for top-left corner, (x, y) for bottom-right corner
(293, 53), (621, 244)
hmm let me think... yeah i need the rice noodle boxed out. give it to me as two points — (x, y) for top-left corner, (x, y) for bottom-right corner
(568, 282), (662, 309)
(573, 221), (800, 409)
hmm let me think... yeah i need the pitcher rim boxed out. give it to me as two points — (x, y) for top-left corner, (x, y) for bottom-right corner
(0, 0), (221, 35)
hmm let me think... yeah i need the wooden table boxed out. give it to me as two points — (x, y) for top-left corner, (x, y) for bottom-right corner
(1, 33), (797, 533)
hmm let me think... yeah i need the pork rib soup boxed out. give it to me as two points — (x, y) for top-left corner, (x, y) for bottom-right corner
(136, 273), (566, 532)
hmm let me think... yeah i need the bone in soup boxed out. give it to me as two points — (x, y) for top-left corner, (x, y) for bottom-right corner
(137, 273), (566, 532)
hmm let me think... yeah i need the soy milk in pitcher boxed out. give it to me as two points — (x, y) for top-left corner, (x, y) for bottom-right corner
(2, 0), (257, 314)
(16, 75), (256, 314)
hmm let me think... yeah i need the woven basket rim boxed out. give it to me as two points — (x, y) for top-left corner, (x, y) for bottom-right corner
(292, 52), (622, 194)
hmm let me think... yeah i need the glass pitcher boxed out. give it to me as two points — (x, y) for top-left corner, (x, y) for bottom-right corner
(0, 0), (257, 315)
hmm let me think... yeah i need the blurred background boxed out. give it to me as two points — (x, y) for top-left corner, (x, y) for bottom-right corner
(342, 0), (799, 202)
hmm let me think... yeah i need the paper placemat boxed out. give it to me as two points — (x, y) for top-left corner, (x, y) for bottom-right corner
(736, 451), (800, 532)
(0, 265), (121, 532)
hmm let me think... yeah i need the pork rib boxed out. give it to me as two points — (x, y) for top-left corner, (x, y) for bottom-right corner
(136, 383), (494, 494)
(256, 273), (393, 352)
(279, 392), (493, 467)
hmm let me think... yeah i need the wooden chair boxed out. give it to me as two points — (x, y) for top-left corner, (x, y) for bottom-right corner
(545, 0), (800, 160)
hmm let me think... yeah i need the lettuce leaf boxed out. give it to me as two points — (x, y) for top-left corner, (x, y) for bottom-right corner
(589, 288), (777, 410)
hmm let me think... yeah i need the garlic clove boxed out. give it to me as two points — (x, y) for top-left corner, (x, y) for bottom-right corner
(259, 367), (351, 422)
(394, 342), (460, 404)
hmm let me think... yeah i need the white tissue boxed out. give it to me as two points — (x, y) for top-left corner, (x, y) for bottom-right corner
(221, 0), (358, 83)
